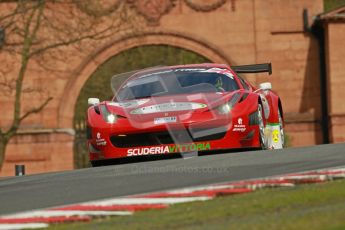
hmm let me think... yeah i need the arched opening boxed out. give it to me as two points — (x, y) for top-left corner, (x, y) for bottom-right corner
(74, 45), (210, 167)
(58, 32), (231, 129)
(74, 45), (210, 122)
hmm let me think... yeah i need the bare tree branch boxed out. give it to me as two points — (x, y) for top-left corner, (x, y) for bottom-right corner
(29, 21), (119, 57)
(12, 1), (44, 132)
(29, 32), (97, 57)
(0, 0), (139, 169)
(19, 96), (53, 122)
(0, 3), (20, 21)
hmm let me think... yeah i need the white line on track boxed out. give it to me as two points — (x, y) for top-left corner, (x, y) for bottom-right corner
(138, 180), (294, 195)
(84, 197), (211, 206)
(1, 167), (344, 229)
(0, 223), (48, 229)
(164, 185), (234, 193)
(1, 210), (132, 218)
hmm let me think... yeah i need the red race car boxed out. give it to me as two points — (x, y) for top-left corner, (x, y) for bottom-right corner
(86, 63), (284, 166)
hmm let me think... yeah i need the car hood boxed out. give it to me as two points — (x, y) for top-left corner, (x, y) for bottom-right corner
(104, 92), (238, 118)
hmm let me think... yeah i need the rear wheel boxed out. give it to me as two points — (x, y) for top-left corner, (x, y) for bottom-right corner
(257, 104), (268, 149)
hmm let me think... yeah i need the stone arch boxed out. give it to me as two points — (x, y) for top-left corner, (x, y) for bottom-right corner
(58, 32), (233, 128)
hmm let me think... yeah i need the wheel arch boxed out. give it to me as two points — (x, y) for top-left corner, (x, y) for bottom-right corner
(278, 98), (284, 122)
(266, 92), (281, 124)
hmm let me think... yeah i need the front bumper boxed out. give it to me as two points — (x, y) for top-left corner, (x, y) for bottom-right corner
(88, 118), (261, 161)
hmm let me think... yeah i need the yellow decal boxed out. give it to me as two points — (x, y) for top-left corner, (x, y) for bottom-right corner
(272, 130), (279, 143)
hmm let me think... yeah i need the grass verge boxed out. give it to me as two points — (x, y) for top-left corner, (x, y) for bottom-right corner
(48, 180), (345, 230)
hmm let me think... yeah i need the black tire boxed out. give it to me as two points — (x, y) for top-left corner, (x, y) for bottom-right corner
(257, 104), (268, 149)
(90, 160), (104, 167)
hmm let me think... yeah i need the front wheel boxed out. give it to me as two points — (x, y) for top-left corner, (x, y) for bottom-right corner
(257, 104), (268, 149)
(90, 160), (104, 167)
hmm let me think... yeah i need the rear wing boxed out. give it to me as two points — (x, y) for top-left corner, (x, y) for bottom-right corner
(231, 63), (272, 75)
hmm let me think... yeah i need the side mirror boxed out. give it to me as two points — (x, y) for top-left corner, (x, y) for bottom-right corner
(259, 82), (272, 90)
(88, 98), (100, 106)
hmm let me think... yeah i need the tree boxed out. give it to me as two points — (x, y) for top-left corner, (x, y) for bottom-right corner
(0, 0), (140, 169)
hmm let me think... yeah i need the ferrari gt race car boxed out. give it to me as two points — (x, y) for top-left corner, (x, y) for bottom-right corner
(87, 63), (284, 166)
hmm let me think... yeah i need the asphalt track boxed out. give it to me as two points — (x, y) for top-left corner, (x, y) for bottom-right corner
(0, 143), (345, 215)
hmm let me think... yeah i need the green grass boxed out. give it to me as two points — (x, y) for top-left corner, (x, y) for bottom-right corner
(48, 180), (345, 230)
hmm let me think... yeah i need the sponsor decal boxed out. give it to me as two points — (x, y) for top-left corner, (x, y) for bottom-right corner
(175, 68), (206, 72)
(130, 102), (207, 114)
(137, 68), (206, 79)
(95, 132), (107, 146)
(272, 130), (279, 143)
(233, 117), (246, 132)
(108, 99), (149, 108)
(154, 116), (177, 124)
(238, 118), (243, 125)
(127, 142), (211, 156)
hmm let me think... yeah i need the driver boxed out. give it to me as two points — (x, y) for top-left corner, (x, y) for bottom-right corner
(214, 77), (225, 92)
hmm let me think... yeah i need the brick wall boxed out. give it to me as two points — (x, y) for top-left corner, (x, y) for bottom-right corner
(253, 0), (324, 146)
(1, 131), (74, 176)
(325, 22), (345, 142)
(0, 0), (329, 176)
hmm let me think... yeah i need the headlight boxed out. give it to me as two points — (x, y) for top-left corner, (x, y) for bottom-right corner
(100, 104), (117, 124)
(216, 103), (232, 114)
(106, 114), (117, 123)
(215, 93), (242, 114)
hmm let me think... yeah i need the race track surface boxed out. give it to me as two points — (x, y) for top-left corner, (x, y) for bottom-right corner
(0, 143), (345, 215)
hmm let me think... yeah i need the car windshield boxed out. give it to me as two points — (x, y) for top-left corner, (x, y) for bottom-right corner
(114, 68), (239, 101)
